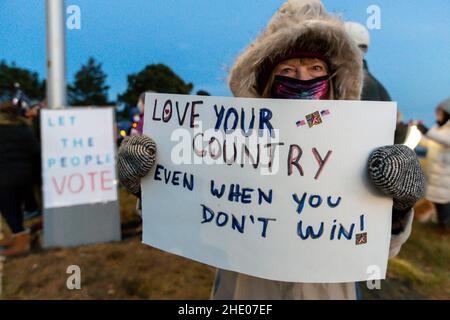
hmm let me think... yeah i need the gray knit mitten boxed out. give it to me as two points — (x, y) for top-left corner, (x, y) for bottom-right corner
(117, 135), (157, 195)
(368, 145), (426, 211)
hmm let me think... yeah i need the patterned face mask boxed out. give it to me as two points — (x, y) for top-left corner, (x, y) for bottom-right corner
(270, 75), (330, 100)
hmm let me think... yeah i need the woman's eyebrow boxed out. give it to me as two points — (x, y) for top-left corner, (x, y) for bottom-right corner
(279, 63), (296, 67)
(278, 66), (295, 71)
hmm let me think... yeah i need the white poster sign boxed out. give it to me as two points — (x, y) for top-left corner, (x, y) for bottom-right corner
(41, 108), (118, 209)
(142, 93), (397, 283)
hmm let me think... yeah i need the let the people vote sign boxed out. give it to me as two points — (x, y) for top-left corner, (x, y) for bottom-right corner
(41, 108), (117, 209)
(141, 93), (397, 283)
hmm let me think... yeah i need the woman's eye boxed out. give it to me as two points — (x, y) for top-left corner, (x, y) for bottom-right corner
(281, 68), (294, 74)
(311, 65), (323, 72)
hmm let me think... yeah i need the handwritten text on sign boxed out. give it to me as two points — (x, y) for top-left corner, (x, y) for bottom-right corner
(142, 94), (397, 283)
(41, 108), (117, 209)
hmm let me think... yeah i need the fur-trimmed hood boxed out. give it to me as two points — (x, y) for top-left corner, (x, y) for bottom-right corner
(228, 0), (364, 100)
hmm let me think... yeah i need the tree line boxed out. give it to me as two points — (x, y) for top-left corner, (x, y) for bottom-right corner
(0, 58), (195, 118)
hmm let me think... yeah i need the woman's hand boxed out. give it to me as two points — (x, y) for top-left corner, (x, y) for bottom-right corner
(117, 135), (157, 195)
(367, 145), (426, 211)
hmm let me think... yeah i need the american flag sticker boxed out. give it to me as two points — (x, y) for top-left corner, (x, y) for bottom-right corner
(296, 120), (307, 127)
(355, 232), (368, 245)
(320, 109), (331, 116)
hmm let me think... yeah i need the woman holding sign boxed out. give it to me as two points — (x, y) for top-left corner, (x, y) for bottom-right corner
(117, 0), (425, 299)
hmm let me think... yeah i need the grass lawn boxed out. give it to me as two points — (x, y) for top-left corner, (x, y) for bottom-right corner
(361, 215), (449, 299)
(1, 189), (449, 300)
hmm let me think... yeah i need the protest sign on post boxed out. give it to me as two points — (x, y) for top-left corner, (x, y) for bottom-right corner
(41, 108), (118, 208)
(141, 93), (397, 283)
(41, 108), (120, 247)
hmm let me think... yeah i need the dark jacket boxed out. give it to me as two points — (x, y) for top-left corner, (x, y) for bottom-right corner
(360, 60), (409, 144)
(361, 60), (392, 102)
(0, 112), (41, 188)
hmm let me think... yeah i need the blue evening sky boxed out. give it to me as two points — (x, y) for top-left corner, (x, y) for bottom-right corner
(0, 0), (449, 125)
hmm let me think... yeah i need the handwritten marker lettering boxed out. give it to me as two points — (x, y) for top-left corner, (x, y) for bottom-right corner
(42, 109), (117, 208)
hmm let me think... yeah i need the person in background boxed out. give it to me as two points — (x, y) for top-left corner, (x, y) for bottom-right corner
(0, 101), (40, 256)
(344, 21), (391, 102)
(22, 100), (45, 220)
(420, 98), (450, 233)
(345, 22), (411, 146)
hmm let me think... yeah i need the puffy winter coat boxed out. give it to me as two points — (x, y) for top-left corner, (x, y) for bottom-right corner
(421, 122), (450, 204)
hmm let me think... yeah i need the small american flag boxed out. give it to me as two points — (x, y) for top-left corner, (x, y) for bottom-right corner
(320, 109), (330, 116)
(296, 120), (306, 127)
